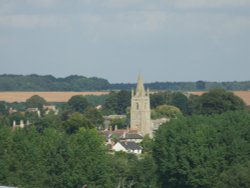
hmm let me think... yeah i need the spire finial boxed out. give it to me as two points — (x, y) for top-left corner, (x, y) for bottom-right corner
(136, 74), (145, 96)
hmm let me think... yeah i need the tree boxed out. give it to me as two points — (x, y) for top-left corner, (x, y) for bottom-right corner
(152, 105), (182, 119)
(192, 89), (246, 115)
(67, 95), (90, 113)
(25, 95), (46, 110)
(64, 128), (115, 188)
(170, 92), (190, 115)
(63, 112), (93, 134)
(0, 102), (7, 116)
(110, 117), (127, 130)
(153, 111), (250, 188)
(196, 80), (206, 90)
(150, 92), (171, 108)
(140, 135), (154, 154)
(0, 126), (13, 186)
(103, 90), (131, 115)
(187, 94), (200, 115)
(84, 107), (104, 128)
(215, 161), (250, 188)
(34, 113), (62, 132)
(8, 127), (47, 187)
(116, 90), (131, 114)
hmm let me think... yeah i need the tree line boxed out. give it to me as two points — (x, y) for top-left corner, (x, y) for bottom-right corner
(0, 74), (250, 91)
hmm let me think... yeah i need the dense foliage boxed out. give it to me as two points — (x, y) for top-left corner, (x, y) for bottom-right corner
(0, 127), (114, 188)
(190, 89), (246, 115)
(153, 111), (250, 188)
(111, 81), (250, 91)
(25, 95), (47, 110)
(0, 74), (110, 91)
(102, 90), (131, 115)
(1, 109), (249, 187)
(0, 87), (249, 187)
(150, 89), (246, 116)
(0, 74), (250, 91)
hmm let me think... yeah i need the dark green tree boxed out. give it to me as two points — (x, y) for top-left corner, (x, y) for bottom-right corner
(63, 128), (115, 188)
(84, 107), (104, 128)
(196, 80), (206, 90)
(130, 155), (158, 188)
(192, 89), (246, 115)
(150, 92), (171, 108)
(170, 92), (190, 115)
(103, 90), (130, 115)
(110, 117), (127, 130)
(34, 113), (62, 132)
(0, 126), (13, 186)
(140, 135), (154, 154)
(25, 95), (47, 110)
(215, 161), (250, 188)
(0, 101), (7, 116)
(67, 95), (90, 113)
(63, 112), (93, 134)
(153, 111), (250, 188)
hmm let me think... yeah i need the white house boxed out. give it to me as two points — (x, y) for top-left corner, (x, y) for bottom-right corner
(112, 141), (143, 154)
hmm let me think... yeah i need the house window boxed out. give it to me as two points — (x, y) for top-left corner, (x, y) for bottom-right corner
(136, 103), (139, 110)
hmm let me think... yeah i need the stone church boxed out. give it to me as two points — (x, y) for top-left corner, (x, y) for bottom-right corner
(130, 75), (153, 137)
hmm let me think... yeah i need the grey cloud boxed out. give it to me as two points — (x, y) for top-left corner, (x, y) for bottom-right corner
(0, 0), (249, 82)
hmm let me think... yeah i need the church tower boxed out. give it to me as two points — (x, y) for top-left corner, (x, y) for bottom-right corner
(130, 75), (152, 137)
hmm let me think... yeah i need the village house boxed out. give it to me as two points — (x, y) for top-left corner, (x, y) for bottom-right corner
(103, 128), (143, 145)
(43, 104), (59, 115)
(112, 141), (143, 154)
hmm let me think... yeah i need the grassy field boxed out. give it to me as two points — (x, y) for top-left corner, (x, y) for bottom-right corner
(188, 91), (250, 106)
(0, 91), (110, 102)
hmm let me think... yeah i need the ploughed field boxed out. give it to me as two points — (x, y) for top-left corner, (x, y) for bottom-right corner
(0, 91), (109, 102)
(188, 91), (250, 106)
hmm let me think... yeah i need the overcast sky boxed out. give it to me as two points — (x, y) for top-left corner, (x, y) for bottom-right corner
(0, 0), (249, 83)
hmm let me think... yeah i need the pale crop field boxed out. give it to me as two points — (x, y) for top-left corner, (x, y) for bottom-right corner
(0, 91), (249, 105)
(0, 92), (110, 102)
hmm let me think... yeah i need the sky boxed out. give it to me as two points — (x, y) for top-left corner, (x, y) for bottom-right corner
(0, 0), (249, 83)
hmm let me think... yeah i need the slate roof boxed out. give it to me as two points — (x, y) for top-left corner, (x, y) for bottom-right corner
(119, 141), (142, 151)
(120, 133), (143, 139)
(102, 129), (142, 141)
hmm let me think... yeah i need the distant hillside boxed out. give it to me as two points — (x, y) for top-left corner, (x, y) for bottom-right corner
(111, 81), (250, 91)
(0, 74), (110, 91)
(0, 74), (249, 91)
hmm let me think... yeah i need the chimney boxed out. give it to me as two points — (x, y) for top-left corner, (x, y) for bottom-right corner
(20, 120), (24, 128)
(37, 110), (41, 117)
(13, 120), (16, 128)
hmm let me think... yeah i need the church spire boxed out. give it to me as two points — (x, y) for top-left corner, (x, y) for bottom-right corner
(136, 74), (145, 97)
(130, 75), (152, 137)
